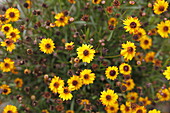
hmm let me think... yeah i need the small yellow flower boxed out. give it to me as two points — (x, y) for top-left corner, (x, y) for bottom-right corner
(153, 0), (169, 15)
(105, 101), (119, 113)
(80, 69), (95, 85)
(1, 39), (16, 52)
(1, 24), (13, 34)
(157, 20), (170, 38)
(68, 0), (76, 4)
(65, 42), (74, 51)
(39, 38), (55, 54)
(145, 51), (155, 63)
(55, 13), (69, 27)
(5, 8), (20, 22)
(0, 84), (11, 95)
(119, 63), (132, 75)
(138, 97), (151, 106)
(67, 75), (82, 91)
(108, 17), (118, 27)
(49, 76), (64, 93)
(14, 78), (23, 88)
(0, 57), (14, 72)
(140, 36), (152, 50)
(148, 109), (161, 113)
(3, 105), (18, 113)
(92, 0), (101, 4)
(126, 92), (138, 102)
(105, 66), (119, 80)
(120, 101), (132, 113)
(6, 28), (20, 42)
(156, 88), (170, 101)
(132, 106), (147, 113)
(163, 66), (170, 80)
(122, 79), (135, 91)
(77, 44), (95, 63)
(58, 87), (73, 101)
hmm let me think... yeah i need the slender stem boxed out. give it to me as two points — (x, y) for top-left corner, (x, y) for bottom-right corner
(104, 54), (121, 58)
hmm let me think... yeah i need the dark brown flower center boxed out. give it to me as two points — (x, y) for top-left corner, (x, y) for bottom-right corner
(45, 43), (51, 49)
(3, 88), (8, 93)
(4, 63), (9, 68)
(84, 74), (89, 79)
(110, 70), (116, 76)
(4, 26), (9, 31)
(24, 3), (29, 8)
(159, 6), (165, 11)
(5, 40), (12, 45)
(10, 32), (16, 37)
(106, 95), (112, 100)
(83, 50), (89, 56)
(149, 57), (153, 61)
(127, 47), (134, 53)
(125, 106), (130, 111)
(1, 17), (5, 21)
(7, 110), (12, 113)
(54, 82), (59, 88)
(144, 40), (149, 44)
(72, 80), (78, 86)
(131, 96), (135, 100)
(110, 106), (114, 111)
(59, 17), (64, 21)
(130, 22), (137, 28)
(123, 66), (129, 71)
(64, 88), (69, 94)
(162, 93), (167, 98)
(121, 85), (127, 91)
(138, 33), (142, 37)
(9, 12), (15, 18)
(137, 109), (143, 113)
(163, 26), (168, 31)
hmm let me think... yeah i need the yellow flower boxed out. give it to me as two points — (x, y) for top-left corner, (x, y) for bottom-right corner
(65, 42), (74, 51)
(0, 15), (10, 24)
(0, 84), (11, 95)
(24, 0), (32, 9)
(67, 75), (82, 91)
(122, 79), (135, 91)
(5, 8), (20, 22)
(163, 66), (170, 80)
(105, 66), (119, 80)
(0, 57), (14, 72)
(14, 78), (23, 88)
(126, 92), (138, 102)
(132, 106), (147, 113)
(119, 63), (132, 75)
(68, 0), (76, 4)
(108, 17), (118, 27)
(153, 0), (169, 15)
(92, 0), (101, 4)
(105, 101), (119, 113)
(6, 28), (20, 42)
(133, 28), (146, 41)
(80, 69), (95, 85)
(1, 24), (13, 34)
(120, 101), (132, 113)
(157, 20), (170, 38)
(140, 36), (152, 50)
(100, 89), (118, 106)
(148, 109), (161, 113)
(120, 41), (136, 61)
(123, 17), (141, 34)
(58, 87), (73, 101)
(42, 109), (49, 113)
(49, 76), (64, 93)
(3, 105), (18, 113)
(55, 13), (69, 27)
(138, 97), (151, 106)
(145, 51), (155, 63)
(148, 28), (157, 36)
(39, 38), (55, 54)
(80, 99), (90, 105)
(156, 88), (170, 101)
(135, 52), (144, 61)
(1, 39), (16, 52)
(77, 44), (95, 63)
(66, 110), (74, 113)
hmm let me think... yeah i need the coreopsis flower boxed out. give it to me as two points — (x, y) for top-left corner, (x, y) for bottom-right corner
(65, 42), (74, 51)
(157, 20), (170, 38)
(0, 15), (9, 24)
(122, 79), (135, 91)
(135, 52), (144, 61)
(14, 78), (23, 88)
(5, 8), (20, 22)
(153, 0), (169, 15)
(140, 36), (152, 50)
(120, 41), (136, 61)
(105, 66), (119, 80)
(0, 84), (11, 95)
(6, 28), (20, 42)
(68, 0), (76, 4)
(120, 101), (132, 113)
(156, 88), (170, 101)
(42, 109), (49, 113)
(126, 92), (138, 102)
(39, 38), (55, 54)
(148, 109), (161, 113)
(108, 17), (118, 27)
(145, 51), (155, 63)
(138, 97), (151, 106)
(0, 58), (14, 72)
(58, 87), (73, 101)
(49, 76), (64, 93)
(100, 89), (118, 106)
(1, 39), (16, 52)
(67, 75), (82, 91)
(105, 101), (119, 113)
(80, 69), (95, 85)
(23, 0), (32, 9)
(80, 99), (90, 105)
(119, 63), (132, 75)
(92, 0), (101, 4)
(1, 24), (13, 34)
(77, 44), (95, 63)
(163, 66), (170, 80)
(55, 12), (69, 27)
(133, 28), (146, 41)
(123, 17), (141, 34)
(2, 105), (18, 113)
(148, 28), (157, 36)
(133, 106), (147, 113)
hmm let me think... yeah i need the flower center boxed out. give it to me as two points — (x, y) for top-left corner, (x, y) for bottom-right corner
(54, 82), (59, 88)
(72, 80), (78, 86)
(45, 43), (51, 49)
(9, 12), (15, 18)
(10, 32), (16, 37)
(162, 93), (167, 98)
(83, 50), (89, 56)
(163, 26), (168, 31)
(4, 26), (9, 31)
(159, 6), (165, 11)
(110, 106), (114, 111)
(64, 88), (69, 94)
(24, 3), (29, 8)
(106, 95), (112, 100)
(110, 70), (116, 76)
(130, 22), (137, 28)
(133, 35), (139, 40)
(127, 47), (134, 53)
(123, 66), (129, 71)
(4, 63), (9, 68)
(144, 40), (149, 45)
(5, 40), (12, 46)
(59, 17), (64, 21)
(131, 96), (135, 100)
(3, 88), (8, 93)
(149, 57), (153, 61)
(137, 109), (143, 113)
(84, 74), (89, 79)
(125, 106), (130, 111)
(7, 110), (12, 113)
